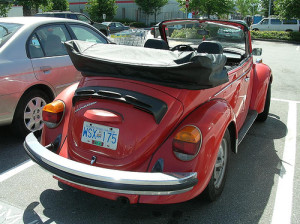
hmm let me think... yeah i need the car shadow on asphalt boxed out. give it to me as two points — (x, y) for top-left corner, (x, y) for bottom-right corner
(0, 125), (30, 174)
(22, 115), (287, 224)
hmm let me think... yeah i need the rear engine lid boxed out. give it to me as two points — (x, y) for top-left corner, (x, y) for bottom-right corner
(67, 85), (183, 170)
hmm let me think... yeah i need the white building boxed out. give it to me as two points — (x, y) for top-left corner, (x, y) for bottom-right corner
(68, 0), (185, 25)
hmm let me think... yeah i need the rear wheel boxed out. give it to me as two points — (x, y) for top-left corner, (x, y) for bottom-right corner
(256, 83), (271, 122)
(204, 129), (230, 202)
(253, 28), (259, 31)
(11, 90), (51, 137)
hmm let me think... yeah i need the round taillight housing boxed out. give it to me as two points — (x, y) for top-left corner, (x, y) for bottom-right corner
(42, 100), (65, 128)
(172, 125), (202, 161)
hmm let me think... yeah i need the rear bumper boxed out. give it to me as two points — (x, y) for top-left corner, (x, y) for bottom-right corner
(24, 132), (198, 195)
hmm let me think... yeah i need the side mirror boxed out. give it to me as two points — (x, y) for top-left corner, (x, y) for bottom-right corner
(252, 48), (262, 56)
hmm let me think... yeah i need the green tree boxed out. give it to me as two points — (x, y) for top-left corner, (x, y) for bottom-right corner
(52, 0), (69, 11)
(177, 0), (234, 19)
(261, 0), (275, 17)
(0, 1), (13, 17)
(235, 0), (260, 17)
(135, 0), (168, 23)
(14, 0), (49, 16)
(85, 0), (117, 22)
(274, 0), (300, 19)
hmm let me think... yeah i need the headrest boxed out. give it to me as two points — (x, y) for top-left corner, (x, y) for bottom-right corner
(144, 39), (169, 50)
(197, 41), (223, 54)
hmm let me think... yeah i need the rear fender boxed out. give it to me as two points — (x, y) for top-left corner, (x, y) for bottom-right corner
(249, 63), (272, 113)
(41, 82), (79, 153)
(141, 99), (237, 204)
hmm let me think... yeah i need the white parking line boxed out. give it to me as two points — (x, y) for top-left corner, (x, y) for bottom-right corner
(271, 101), (297, 224)
(0, 160), (34, 182)
(272, 98), (300, 104)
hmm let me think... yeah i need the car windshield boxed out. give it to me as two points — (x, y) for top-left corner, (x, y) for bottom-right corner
(0, 22), (23, 48)
(161, 20), (246, 54)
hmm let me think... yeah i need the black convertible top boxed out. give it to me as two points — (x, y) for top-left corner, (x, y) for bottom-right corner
(65, 40), (228, 90)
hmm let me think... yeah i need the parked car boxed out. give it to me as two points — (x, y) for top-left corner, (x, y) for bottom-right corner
(35, 11), (109, 36)
(24, 19), (272, 204)
(0, 17), (110, 136)
(101, 22), (130, 34)
(251, 18), (300, 32)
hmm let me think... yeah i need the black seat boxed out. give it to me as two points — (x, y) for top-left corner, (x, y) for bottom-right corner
(197, 41), (223, 54)
(144, 39), (169, 50)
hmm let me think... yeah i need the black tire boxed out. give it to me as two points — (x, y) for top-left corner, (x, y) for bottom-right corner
(11, 90), (51, 137)
(204, 129), (231, 202)
(253, 28), (259, 31)
(256, 83), (271, 122)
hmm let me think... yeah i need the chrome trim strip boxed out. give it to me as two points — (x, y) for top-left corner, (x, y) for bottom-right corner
(213, 62), (252, 98)
(24, 132), (198, 195)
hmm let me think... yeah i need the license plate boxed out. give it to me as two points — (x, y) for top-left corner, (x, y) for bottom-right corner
(81, 121), (119, 150)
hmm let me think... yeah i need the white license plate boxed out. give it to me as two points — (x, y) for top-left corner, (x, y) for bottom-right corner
(81, 121), (119, 150)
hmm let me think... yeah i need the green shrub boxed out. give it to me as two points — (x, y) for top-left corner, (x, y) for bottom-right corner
(171, 28), (204, 39)
(251, 31), (300, 42)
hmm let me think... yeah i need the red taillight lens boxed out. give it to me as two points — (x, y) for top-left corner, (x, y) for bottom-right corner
(172, 125), (202, 161)
(42, 100), (65, 128)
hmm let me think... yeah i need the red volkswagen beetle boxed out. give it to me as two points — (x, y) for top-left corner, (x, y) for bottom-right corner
(24, 19), (272, 204)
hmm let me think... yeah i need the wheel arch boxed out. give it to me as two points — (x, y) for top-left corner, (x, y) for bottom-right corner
(13, 84), (55, 118)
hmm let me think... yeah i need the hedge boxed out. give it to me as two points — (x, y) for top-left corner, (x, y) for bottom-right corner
(251, 31), (300, 42)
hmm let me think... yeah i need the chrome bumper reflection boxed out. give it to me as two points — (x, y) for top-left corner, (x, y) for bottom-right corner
(24, 132), (198, 195)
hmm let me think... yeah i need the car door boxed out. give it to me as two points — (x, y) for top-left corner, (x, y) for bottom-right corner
(270, 19), (282, 31)
(28, 23), (81, 95)
(259, 19), (269, 31)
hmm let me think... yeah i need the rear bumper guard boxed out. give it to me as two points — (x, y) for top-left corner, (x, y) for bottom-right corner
(24, 132), (198, 195)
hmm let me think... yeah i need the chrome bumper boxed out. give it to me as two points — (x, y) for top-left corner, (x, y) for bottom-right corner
(24, 132), (198, 195)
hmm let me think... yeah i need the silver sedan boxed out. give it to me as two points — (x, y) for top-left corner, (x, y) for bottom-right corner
(0, 17), (109, 136)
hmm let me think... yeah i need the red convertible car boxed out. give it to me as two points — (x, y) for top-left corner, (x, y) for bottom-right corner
(24, 19), (272, 204)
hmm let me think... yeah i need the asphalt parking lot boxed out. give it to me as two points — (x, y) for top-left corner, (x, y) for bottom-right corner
(0, 40), (299, 224)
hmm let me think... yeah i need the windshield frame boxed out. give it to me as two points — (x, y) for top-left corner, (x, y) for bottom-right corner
(158, 19), (250, 55)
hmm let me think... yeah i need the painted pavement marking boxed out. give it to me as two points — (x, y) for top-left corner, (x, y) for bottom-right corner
(0, 160), (34, 183)
(271, 101), (297, 224)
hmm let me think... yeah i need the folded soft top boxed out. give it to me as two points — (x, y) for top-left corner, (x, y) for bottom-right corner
(65, 40), (228, 90)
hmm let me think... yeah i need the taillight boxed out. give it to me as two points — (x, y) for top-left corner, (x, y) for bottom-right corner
(172, 125), (202, 161)
(42, 100), (65, 128)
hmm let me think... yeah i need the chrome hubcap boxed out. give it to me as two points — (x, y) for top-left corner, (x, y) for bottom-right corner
(214, 138), (228, 189)
(24, 97), (47, 132)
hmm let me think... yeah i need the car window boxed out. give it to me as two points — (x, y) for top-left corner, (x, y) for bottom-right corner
(34, 24), (71, 57)
(261, 19), (269, 25)
(28, 34), (44, 58)
(109, 23), (116, 27)
(77, 14), (90, 24)
(283, 19), (297, 24)
(69, 24), (107, 43)
(271, 19), (281, 24)
(67, 14), (77, 20)
(0, 22), (23, 48)
(53, 14), (66, 18)
(115, 23), (124, 28)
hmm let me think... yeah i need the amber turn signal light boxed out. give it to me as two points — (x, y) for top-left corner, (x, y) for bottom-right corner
(42, 100), (65, 128)
(173, 125), (202, 161)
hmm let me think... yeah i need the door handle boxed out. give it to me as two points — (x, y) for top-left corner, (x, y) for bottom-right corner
(40, 66), (52, 72)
